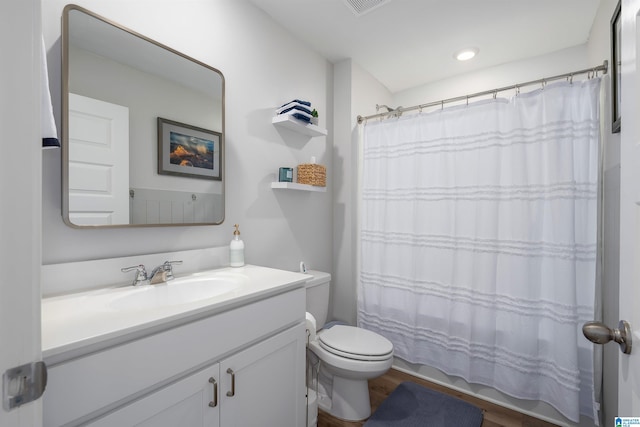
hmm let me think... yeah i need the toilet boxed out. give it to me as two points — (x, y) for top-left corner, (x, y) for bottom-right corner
(305, 271), (394, 422)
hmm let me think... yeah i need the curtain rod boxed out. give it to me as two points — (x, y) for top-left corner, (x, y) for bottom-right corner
(357, 60), (608, 124)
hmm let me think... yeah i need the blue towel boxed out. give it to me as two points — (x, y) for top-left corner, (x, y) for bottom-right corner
(280, 99), (311, 108)
(291, 113), (311, 123)
(278, 105), (313, 115)
(364, 382), (483, 427)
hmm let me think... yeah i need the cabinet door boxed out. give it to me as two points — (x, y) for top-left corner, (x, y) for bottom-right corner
(220, 323), (306, 427)
(86, 364), (221, 427)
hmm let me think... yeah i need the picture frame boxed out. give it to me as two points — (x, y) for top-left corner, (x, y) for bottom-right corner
(157, 118), (222, 180)
(611, 0), (621, 133)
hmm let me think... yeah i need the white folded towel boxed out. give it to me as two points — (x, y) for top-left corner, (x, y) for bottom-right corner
(279, 109), (312, 119)
(41, 37), (59, 148)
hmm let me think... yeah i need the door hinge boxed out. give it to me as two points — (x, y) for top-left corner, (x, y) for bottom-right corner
(3, 361), (47, 411)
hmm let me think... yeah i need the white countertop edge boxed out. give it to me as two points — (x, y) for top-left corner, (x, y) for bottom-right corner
(42, 265), (309, 364)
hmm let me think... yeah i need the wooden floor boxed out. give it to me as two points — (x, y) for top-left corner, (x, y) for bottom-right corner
(317, 368), (560, 427)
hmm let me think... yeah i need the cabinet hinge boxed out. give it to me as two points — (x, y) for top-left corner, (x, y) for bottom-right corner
(3, 361), (47, 411)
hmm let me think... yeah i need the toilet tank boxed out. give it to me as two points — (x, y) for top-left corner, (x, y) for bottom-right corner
(304, 270), (331, 329)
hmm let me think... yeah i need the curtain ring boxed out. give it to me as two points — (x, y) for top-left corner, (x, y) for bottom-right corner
(441, 100), (444, 110)
(466, 96), (469, 106)
(570, 73), (574, 84)
(515, 85), (520, 95)
(493, 91), (497, 99)
(541, 79), (546, 89)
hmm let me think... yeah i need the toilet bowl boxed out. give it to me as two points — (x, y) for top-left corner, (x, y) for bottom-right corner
(304, 271), (394, 422)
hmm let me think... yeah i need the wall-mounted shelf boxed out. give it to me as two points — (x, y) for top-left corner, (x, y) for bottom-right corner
(271, 182), (326, 192)
(272, 115), (327, 137)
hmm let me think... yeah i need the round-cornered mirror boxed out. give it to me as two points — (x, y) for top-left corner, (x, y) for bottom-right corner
(62, 5), (225, 227)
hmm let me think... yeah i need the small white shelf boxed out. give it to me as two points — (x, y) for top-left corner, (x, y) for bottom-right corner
(272, 115), (327, 137)
(271, 182), (327, 192)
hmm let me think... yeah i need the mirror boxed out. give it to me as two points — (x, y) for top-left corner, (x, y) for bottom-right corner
(62, 5), (225, 227)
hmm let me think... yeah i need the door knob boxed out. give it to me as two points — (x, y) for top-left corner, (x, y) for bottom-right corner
(582, 320), (632, 354)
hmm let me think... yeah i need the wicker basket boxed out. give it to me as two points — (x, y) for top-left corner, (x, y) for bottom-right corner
(297, 163), (326, 187)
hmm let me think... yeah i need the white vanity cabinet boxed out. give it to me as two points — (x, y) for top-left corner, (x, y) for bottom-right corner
(43, 286), (306, 427)
(87, 364), (221, 427)
(86, 324), (303, 427)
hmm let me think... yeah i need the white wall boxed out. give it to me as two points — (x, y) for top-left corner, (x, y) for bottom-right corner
(331, 59), (392, 325)
(394, 44), (590, 108)
(41, 0), (333, 284)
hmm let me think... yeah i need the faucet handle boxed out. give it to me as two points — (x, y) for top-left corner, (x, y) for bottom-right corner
(162, 260), (183, 280)
(121, 264), (148, 286)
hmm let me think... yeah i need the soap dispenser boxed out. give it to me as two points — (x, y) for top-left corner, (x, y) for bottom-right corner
(229, 224), (245, 267)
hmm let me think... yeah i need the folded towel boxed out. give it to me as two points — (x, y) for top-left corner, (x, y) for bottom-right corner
(291, 113), (311, 123)
(41, 37), (59, 148)
(280, 109), (312, 120)
(276, 103), (313, 115)
(279, 99), (311, 108)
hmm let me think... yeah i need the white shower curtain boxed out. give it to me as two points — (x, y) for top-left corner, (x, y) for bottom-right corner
(358, 79), (600, 423)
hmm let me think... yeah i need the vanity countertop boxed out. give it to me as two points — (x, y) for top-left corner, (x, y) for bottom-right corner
(42, 265), (309, 362)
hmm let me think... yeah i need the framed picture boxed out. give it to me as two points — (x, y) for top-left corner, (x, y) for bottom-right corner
(158, 118), (222, 180)
(611, 0), (621, 133)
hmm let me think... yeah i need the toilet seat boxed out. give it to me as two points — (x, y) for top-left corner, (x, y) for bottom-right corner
(318, 325), (393, 361)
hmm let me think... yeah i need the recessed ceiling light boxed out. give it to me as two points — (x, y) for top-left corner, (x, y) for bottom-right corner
(455, 47), (479, 61)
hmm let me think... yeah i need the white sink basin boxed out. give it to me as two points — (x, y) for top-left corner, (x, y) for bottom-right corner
(42, 265), (310, 360)
(110, 276), (242, 310)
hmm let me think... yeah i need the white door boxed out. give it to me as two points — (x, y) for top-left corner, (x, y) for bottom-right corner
(618, 0), (640, 419)
(68, 93), (129, 225)
(0, 0), (43, 426)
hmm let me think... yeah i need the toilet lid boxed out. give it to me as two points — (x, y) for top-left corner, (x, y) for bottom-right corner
(318, 325), (393, 361)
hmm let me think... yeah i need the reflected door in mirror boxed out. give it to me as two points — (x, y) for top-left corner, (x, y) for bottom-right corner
(68, 94), (130, 226)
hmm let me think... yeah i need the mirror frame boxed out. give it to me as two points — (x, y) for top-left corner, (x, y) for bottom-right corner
(61, 4), (225, 228)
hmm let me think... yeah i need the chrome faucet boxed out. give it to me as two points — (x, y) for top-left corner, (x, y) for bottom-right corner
(121, 261), (183, 286)
(121, 264), (149, 286)
(148, 260), (183, 284)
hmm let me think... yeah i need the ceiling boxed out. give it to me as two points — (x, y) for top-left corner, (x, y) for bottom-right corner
(248, 0), (602, 94)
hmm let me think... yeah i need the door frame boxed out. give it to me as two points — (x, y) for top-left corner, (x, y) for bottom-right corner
(0, 0), (44, 426)
(617, 0), (640, 418)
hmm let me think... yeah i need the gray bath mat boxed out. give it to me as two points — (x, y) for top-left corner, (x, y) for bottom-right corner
(364, 381), (483, 427)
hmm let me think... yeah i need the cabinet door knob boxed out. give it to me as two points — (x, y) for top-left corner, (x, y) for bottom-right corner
(226, 368), (235, 397)
(208, 377), (218, 407)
